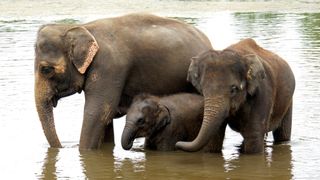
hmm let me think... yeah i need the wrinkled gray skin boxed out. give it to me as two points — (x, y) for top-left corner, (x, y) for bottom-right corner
(121, 93), (219, 152)
(34, 13), (212, 149)
(176, 38), (295, 154)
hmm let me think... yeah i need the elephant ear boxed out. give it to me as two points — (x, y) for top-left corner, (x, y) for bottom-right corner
(65, 26), (99, 74)
(153, 104), (171, 133)
(245, 54), (266, 95)
(187, 57), (202, 93)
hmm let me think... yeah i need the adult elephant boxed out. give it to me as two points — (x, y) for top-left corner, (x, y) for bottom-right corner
(175, 38), (295, 153)
(34, 13), (212, 149)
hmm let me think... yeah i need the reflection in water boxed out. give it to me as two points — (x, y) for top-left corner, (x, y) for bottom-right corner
(223, 143), (293, 179)
(113, 146), (146, 175)
(38, 142), (293, 179)
(40, 148), (59, 179)
(79, 144), (115, 178)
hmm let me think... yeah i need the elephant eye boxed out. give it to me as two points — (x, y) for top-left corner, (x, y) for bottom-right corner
(40, 66), (55, 76)
(136, 118), (145, 126)
(230, 85), (239, 95)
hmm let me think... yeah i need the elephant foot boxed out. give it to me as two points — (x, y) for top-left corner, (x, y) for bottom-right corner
(203, 136), (225, 153)
(241, 136), (264, 154)
(273, 103), (292, 143)
(204, 123), (227, 153)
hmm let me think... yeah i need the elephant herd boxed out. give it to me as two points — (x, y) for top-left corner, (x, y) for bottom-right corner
(34, 13), (295, 154)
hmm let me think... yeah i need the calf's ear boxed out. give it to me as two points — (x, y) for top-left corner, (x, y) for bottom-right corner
(64, 26), (99, 74)
(153, 105), (171, 132)
(245, 54), (266, 95)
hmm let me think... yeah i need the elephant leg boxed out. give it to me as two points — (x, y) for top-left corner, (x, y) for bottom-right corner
(104, 121), (114, 144)
(79, 64), (128, 149)
(79, 97), (117, 149)
(203, 121), (227, 153)
(80, 76), (126, 149)
(273, 102), (292, 143)
(241, 118), (265, 153)
(241, 134), (264, 154)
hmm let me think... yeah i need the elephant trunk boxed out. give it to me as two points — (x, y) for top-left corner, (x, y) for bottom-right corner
(175, 96), (227, 152)
(121, 121), (138, 150)
(35, 75), (62, 148)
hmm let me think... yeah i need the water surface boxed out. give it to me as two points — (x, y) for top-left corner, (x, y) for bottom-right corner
(0, 1), (320, 179)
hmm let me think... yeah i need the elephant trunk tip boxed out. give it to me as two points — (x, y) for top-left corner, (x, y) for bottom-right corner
(175, 141), (203, 152)
(121, 141), (133, 151)
(51, 142), (63, 148)
(121, 133), (134, 150)
(121, 123), (138, 151)
(43, 127), (63, 148)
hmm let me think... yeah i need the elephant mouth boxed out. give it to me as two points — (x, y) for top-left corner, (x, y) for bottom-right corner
(127, 131), (138, 150)
(51, 88), (80, 107)
(52, 96), (58, 107)
(122, 128), (139, 150)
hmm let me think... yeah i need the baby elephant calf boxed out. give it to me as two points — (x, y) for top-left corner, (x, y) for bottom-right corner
(121, 93), (217, 152)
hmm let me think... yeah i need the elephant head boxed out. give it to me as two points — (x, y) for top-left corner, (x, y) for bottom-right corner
(121, 95), (171, 150)
(34, 25), (99, 148)
(176, 50), (266, 151)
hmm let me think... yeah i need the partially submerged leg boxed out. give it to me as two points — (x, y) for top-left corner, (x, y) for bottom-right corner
(273, 102), (292, 143)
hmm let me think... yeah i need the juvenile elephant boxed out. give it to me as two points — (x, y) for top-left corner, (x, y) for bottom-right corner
(121, 93), (217, 152)
(176, 38), (295, 153)
(34, 13), (212, 149)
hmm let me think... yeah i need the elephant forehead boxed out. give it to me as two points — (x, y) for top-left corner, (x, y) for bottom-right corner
(128, 101), (154, 116)
(206, 58), (245, 76)
(205, 65), (230, 77)
(126, 111), (144, 122)
(36, 26), (66, 56)
(38, 28), (63, 46)
(130, 103), (147, 114)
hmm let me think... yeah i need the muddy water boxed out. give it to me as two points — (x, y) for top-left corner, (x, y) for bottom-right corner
(0, 1), (320, 179)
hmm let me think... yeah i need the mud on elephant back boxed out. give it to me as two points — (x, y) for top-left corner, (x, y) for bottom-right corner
(175, 38), (295, 154)
(34, 13), (212, 149)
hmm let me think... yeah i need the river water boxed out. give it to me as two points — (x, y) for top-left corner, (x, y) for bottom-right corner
(0, 0), (320, 179)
